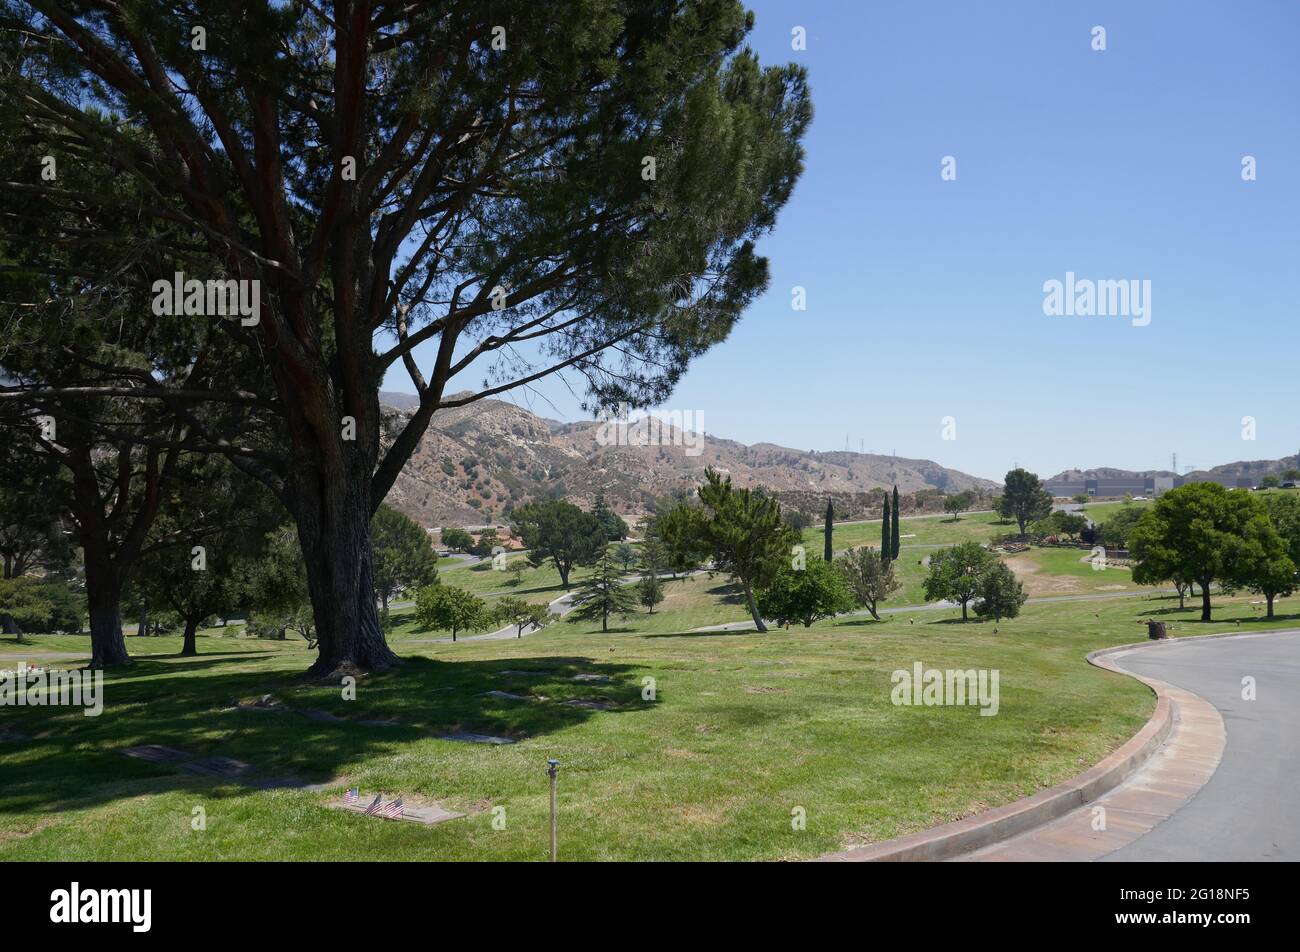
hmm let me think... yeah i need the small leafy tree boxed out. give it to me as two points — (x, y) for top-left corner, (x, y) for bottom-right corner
(614, 542), (638, 572)
(134, 535), (242, 656)
(1030, 510), (1086, 541)
(414, 585), (487, 643)
(837, 547), (900, 621)
(372, 506), (438, 618)
(1072, 493), (1091, 508)
(922, 542), (997, 621)
(756, 557), (854, 628)
(783, 509), (811, 532)
(942, 493), (977, 521)
(973, 561), (1027, 621)
(470, 528), (500, 558)
(592, 492), (629, 542)
(440, 528), (475, 554)
(507, 560), (528, 587)
(512, 500), (605, 589)
(493, 596), (550, 638)
(568, 550), (637, 632)
(242, 527), (319, 649)
(653, 504), (708, 578)
(1263, 493), (1300, 565)
(1099, 507), (1146, 548)
(0, 577), (52, 641)
(1246, 552), (1296, 618)
(691, 469), (799, 632)
(637, 575), (665, 614)
(989, 495), (1009, 524)
(1130, 483), (1284, 621)
(637, 537), (666, 614)
(1002, 469), (1053, 536)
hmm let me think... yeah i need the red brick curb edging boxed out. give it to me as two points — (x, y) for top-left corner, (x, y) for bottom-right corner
(814, 638), (1180, 862)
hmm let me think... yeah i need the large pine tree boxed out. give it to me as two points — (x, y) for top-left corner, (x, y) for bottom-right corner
(0, 2), (810, 674)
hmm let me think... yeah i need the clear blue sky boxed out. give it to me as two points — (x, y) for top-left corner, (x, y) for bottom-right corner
(385, 0), (1300, 482)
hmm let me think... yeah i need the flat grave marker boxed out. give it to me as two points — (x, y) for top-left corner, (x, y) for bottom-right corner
(327, 794), (466, 826)
(120, 744), (192, 764)
(437, 731), (516, 745)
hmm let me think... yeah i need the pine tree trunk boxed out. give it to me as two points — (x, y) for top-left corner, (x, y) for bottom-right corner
(293, 472), (399, 677)
(744, 581), (767, 632)
(181, 617), (199, 656)
(85, 561), (130, 668)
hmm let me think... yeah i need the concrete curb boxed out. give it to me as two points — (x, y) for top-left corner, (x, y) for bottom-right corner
(814, 633), (1235, 863)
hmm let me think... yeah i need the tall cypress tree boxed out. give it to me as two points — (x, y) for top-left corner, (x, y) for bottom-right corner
(824, 498), (834, 562)
(891, 486), (901, 560)
(881, 495), (891, 564)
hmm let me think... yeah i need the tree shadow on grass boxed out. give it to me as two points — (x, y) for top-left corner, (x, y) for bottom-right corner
(112, 651), (283, 672)
(827, 616), (888, 629)
(704, 581), (746, 605)
(1235, 613), (1300, 625)
(1157, 612), (1300, 628)
(0, 653), (648, 818)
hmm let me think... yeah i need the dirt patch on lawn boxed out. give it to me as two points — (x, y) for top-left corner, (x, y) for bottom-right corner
(1004, 556), (1082, 596)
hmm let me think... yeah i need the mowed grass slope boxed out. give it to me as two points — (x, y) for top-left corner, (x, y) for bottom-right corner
(6, 502), (1292, 861)
(6, 580), (1297, 861)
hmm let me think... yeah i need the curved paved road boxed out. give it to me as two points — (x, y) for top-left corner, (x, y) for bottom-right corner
(1103, 630), (1300, 861)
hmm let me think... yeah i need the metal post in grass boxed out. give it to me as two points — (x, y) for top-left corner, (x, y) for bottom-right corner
(546, 758), (560, 862)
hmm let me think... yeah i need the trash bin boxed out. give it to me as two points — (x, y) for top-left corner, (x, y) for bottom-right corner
(1145, 620), (1168, 640)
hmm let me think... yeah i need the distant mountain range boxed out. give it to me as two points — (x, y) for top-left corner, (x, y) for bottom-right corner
(379, 393), (996, 527)
(378, 392), (1300, 527)
(1049, 454), (1300, 485)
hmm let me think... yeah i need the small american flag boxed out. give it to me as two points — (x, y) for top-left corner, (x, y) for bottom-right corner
(377, 797), (404, 819)
(344, 788), (359, 804)
(363, 794), (382, 816)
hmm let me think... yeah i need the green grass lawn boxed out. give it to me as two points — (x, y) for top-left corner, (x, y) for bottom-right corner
(1075, 499), (1153, 523)
(803, 509), (1011, 554)
(433, 553), (599, 599)
(1004, 546), (1139, 596)
(5, 574), (1295, 861)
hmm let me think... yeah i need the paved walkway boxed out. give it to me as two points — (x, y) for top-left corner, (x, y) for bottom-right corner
(961, 630), (1299, 861)
(1102, 630), (1300, 861)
